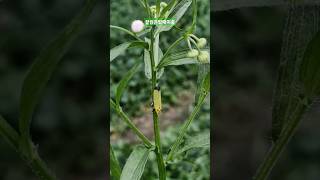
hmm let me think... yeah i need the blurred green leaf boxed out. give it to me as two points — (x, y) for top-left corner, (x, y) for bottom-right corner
(120, 145), (151, 180)
(116, 62), (141, 106)
(176, 131), (209, 156)
(19, 0), (97, 138)
(110, 41), (147, 62)
(110, 145), (122, 180)
(0, 115), (19, 150)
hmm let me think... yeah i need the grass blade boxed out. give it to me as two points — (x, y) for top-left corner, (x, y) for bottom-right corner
(19, 0), (97, 140)
(120, 146), (151, 180)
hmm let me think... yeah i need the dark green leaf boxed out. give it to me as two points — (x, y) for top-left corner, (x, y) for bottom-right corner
(120, 146), (151, 180)
(110, 145), (121, 180)
(19, 0), (97, 137)
(0, 115), (20, 150)
(116, 62), (141, 106)
(144, 38), (152, 79)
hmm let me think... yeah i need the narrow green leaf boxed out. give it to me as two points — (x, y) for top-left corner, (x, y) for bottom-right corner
(156, 47), (164, 79)
(19, 0), (97, 138)
(155, 0), (192, 34)
(116, 62), (141, 106)
(176, 131), (210, 155)
(110, 145), (122, 180)
(110, 25), (141, 41)
(120, 146), (151, 180)
(144, 38), (152, 79)
(0, 115), (20, 150)
(187, 0), (197, 33)
(160, 0), (177, 18)
(110, 41), (147, 62)
(158, 49), (210, 68)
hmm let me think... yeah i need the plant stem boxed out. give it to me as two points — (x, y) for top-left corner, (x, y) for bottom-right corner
(27, 150), (58, 180)
(150, 27), (166, 180)
(110, 99), (153, 148)
(253, 101), (308, 180)
(166, 93), (207, 162)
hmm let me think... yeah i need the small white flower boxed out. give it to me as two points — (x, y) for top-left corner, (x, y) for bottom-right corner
(187, 49), (199, 58)
(131, 20), (144, 33)
(197, 51), (209, 63)
(197, 38), (207, 48)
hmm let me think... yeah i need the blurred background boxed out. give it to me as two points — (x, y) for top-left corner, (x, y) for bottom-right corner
(213, 6), (320, 180)
(110, 0), (210, 179)
(0, 0), (107, 179)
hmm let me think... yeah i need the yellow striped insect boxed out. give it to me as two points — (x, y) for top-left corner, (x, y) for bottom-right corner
(153, 86), (162, 115)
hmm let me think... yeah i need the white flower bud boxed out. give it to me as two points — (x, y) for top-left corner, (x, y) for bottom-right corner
(197, 38), (207, 48)
(187, 49), (199, 58)
(131, 20), (144, 33)
(197, 51), (209, 63)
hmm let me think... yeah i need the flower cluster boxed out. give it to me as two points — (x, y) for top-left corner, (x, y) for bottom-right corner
(186, 34), (209, 63)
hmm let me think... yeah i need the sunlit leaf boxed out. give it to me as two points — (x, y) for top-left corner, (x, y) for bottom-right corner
(120, 146), (151, 180)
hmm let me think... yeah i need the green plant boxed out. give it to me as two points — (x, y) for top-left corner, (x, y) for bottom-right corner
(109, 0), (210, 179)
(0, 0), (97, 179)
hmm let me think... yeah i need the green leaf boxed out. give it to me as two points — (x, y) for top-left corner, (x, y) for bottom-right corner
(166, 72), (209, 162)
(19, 0), (97, 138)
(110, 25), (141, 41)
(160, 0), (177, 18)
(176, 131), (210, 156)
(0, 115), (20, 150)
(120, 146), (151, 180)
(155, 0), (192, 34)
(271, 5), (319, 142)
(158, 49), (210, 68)
(110, 145), (122, 180)
(110, 41), (147, 62)
(116, 62), (141, 106)
(144, 38), (152, 79)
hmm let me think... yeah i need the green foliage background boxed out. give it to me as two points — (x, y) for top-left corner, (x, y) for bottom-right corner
(110, 0), (210, 179)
